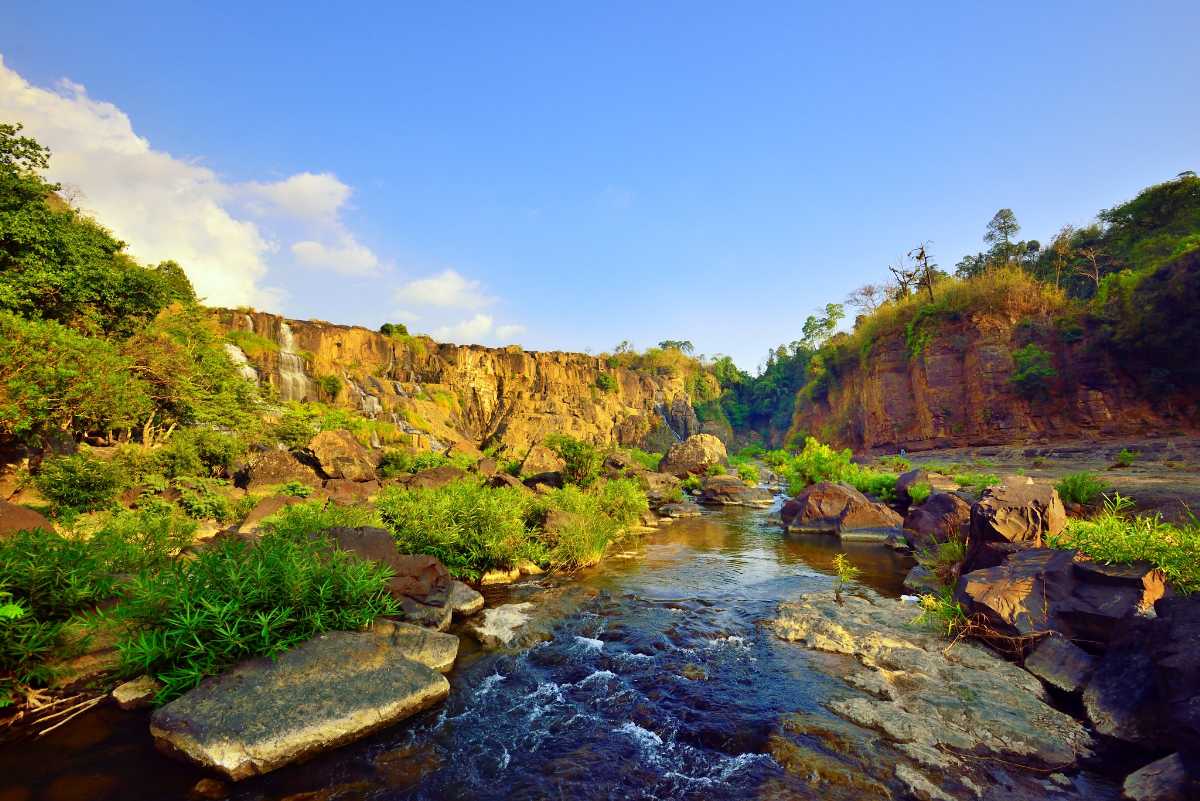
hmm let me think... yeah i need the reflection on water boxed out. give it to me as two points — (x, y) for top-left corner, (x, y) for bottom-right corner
(0, 505), (1100, 801)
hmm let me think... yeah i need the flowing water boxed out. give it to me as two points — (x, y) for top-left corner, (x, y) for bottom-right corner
(0, 505), (1118, 801)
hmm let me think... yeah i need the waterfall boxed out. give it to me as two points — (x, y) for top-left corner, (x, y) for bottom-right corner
(277, 322), (317, 402)
(223, 343), (259, 382)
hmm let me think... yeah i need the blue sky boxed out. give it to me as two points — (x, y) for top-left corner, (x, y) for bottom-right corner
(3, 3), (1198, 369)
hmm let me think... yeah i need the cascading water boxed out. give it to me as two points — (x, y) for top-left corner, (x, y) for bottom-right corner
(276, 322), (317, 403)
(655, 402), (685, 441)
(222, 343), (259, 382)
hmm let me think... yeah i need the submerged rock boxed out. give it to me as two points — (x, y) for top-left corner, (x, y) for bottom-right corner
(151, 631), (449, 780)
(658, 500), (702, 518)
(772, 591), (1092, 775)
(468, 602), (544, 649)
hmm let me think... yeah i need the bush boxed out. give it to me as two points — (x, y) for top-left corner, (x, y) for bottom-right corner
(527, 486), (622, 570)
(1114, 448), (1138, 468)
(273, 406), (318, 449)
(380, 322), (409, 336)
(116, 525), (398, 703)
(1010, 343), (1057, 398)
(0, 528), (113, 621)
(544, 434), (603, 488)
(88, 508), (196, 574)
(376, 449), (472, 479)
(595, 373), (618, 393)
(278, 480), (313, 498)
(157, 428), (247, 478)
(952, 471), (1002, 496)
(681, 475), (702, 493)
(706, 463), (726, 477)
(34, 453), (123, 512)
(317, 375), (342, 400)
(907, 481), (932, 505)
(735, 461), (759, 484)
(174, 476), (234, 522)
(1049, 494), (1200, 593)
(1056, 472), (1107, 505)
(377, 479), (540, 579)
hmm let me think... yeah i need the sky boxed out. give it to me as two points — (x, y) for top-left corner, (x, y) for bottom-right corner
(2, 3), (1198, 370)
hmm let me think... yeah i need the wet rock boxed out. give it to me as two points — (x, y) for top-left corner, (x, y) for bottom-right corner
(520, 444), (565, 476)
(1122, 753), (1193, 801)
(150, 631), (449, 780)
(480, 567), (521, 585)
(658, 501), (702, 518)
(903, 492), (970, 552)
(447, 580), (484, 617)
(241, 450), (322, 492)
(397, 596), (452, 632)
(964, 481), (1065, 572)
(369, 619), (459, 672)
(469, 603), (538, 648)
(237, 495), (302, 532)
(1023, 635), (1095, 694)
(307, 429), (376, 482)
(902, 565), (942, 594)
(0, 500), (52, 538)
(112, 675), (162, 709)
(698, 474), (773, 507)
(955, 549), (1164, 649)
(658, 434), (727, 478)
(639, 471), (681, 508)
(772, 591), (1093, 772)
(189, 777), (230, 800)
(782, 482), (902, 536)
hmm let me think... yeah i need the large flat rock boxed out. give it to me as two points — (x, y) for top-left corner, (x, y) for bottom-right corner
(150, 631), (449, 780)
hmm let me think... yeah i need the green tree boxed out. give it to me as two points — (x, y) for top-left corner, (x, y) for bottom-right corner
(985, 208), (1021, 262)
(801, 303), (844, 349)
(657, 340), (695, 354)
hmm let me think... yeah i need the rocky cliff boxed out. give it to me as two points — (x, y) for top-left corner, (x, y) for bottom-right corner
(216, 310), (695, 456)
(788, 312), (1198, 453)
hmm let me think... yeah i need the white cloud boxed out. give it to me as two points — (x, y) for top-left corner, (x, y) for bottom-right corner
(434, 314), (495, 342)
(0, 55), (381, 305)
(495, 323), (526, 340)
(394, 269), (494, 310)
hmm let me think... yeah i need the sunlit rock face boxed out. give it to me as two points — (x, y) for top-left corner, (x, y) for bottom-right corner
(215, 309), (696, 456)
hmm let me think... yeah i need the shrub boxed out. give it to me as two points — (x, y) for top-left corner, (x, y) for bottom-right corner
(1114, 448), (1138, 468)
(0, 529), (113, 621)
(908, 481), (932, 505)
(528, 486), (622, 570)
(88, 508), (196, 574)
(544, 434), (603, 488)
(377, 480), (540, 579)
(706, 463), (726, 477)
(595, 373), (618, 393)
(627, 448), (662, 471)
(174, 476), (234, 522)
(272, 406), (318, 449)
(1010, 343), (1057, 398)
(116, 526), (398, 703)
(278, 480), (313, 498)
(317, 375), (342, 400)
(952, 471), (1001, 496)
(376, 449), (472, 479)
(34, 453), (123, 512)
(594, 478), (650, 527)
(847, 470), (898, 502)
(380, 322), (409, 336)
(681, 475), (702, 493)
(1049, 494), (1200, 593)
(913, 588), (968, 636)
(157, 428), (247, 478)
(1056, 472), (1107, 505)
(735, 461), (759, 484)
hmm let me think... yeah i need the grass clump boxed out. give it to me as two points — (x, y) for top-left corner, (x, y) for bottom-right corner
(774, 437), (898, 500)
(913, 588), (968, 637)
(915, 540), (966, 588)
(1055, 472), (1107, 505)
(1114, 448), (1138, 468)
(376, 448), (473, 479)
(544, 434), (604, 488)
(1049, 494), (1200, 593)
(377, 479), (542, 580)
(226, 329), (279, 359)
(117, 521), (398, 703)
(952, 471), (1002, 496)
(627, 448), (663, 471)
(34, 453), (123, 513)
(832, 553), (860, 604)
(528, 486), (623, 570)
(681, 475), (702, 493)
(594, 478), (650, 527)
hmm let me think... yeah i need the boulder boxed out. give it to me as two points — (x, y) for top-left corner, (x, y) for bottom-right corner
(902, 565), (942, 595)
(955, 549), (1164, 650)
(323, 478), (380, 504)
(658, 500), (703, 518)
(698, 474), (774, 507)
(1022, 635), (1095, 694)
(307, 429), (377, 482)
(640, 471), (681, 508)
(112, 675), (163, 710)
(1082, 619), (1158, 744)
(521, 444), (565, 476)
(658, 434), (727, 478)
(602, 451), (638, 478)
(395, 466), (465, 490)
(0, 500), (52, 538)
(964, 482), (1065, 572)
(485, 472), (527, 491)
(369, 619), (460, 672)
(902, 492), (970, 553)
(237, 495), (302, 532)
(473, 457), (498, 477)
(448, 580), (484, 617)
(150, 631), (449, 780)
(469, 602), (539, 649)
(894, 468), (930, 508)
(241, 450), (322, 492)
(322, 526), (451, 608)
(782, 482), (902, 536)
(1122, 753), (1194, 801)
(523, 471), (564, 491)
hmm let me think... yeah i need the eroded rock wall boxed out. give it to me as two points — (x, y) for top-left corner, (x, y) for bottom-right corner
(789, 312), (1197, 452)
(215, 310), (691, 455)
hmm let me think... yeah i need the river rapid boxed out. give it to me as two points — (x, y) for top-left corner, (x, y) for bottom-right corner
(0, 504), (1118, 801)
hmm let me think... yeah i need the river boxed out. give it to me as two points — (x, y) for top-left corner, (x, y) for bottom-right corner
(0, 504), (1118, 800)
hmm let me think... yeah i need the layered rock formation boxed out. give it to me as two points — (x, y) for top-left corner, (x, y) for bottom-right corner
(788, 311), (1198, 453)
(215, 310), (696, 455)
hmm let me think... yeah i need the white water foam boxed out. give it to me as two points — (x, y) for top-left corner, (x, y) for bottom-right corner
(574, 635), (604, 651)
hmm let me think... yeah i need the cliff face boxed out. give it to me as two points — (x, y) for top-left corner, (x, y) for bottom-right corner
(788, 312), (1198, 453)
(216, 310), (693, 456)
